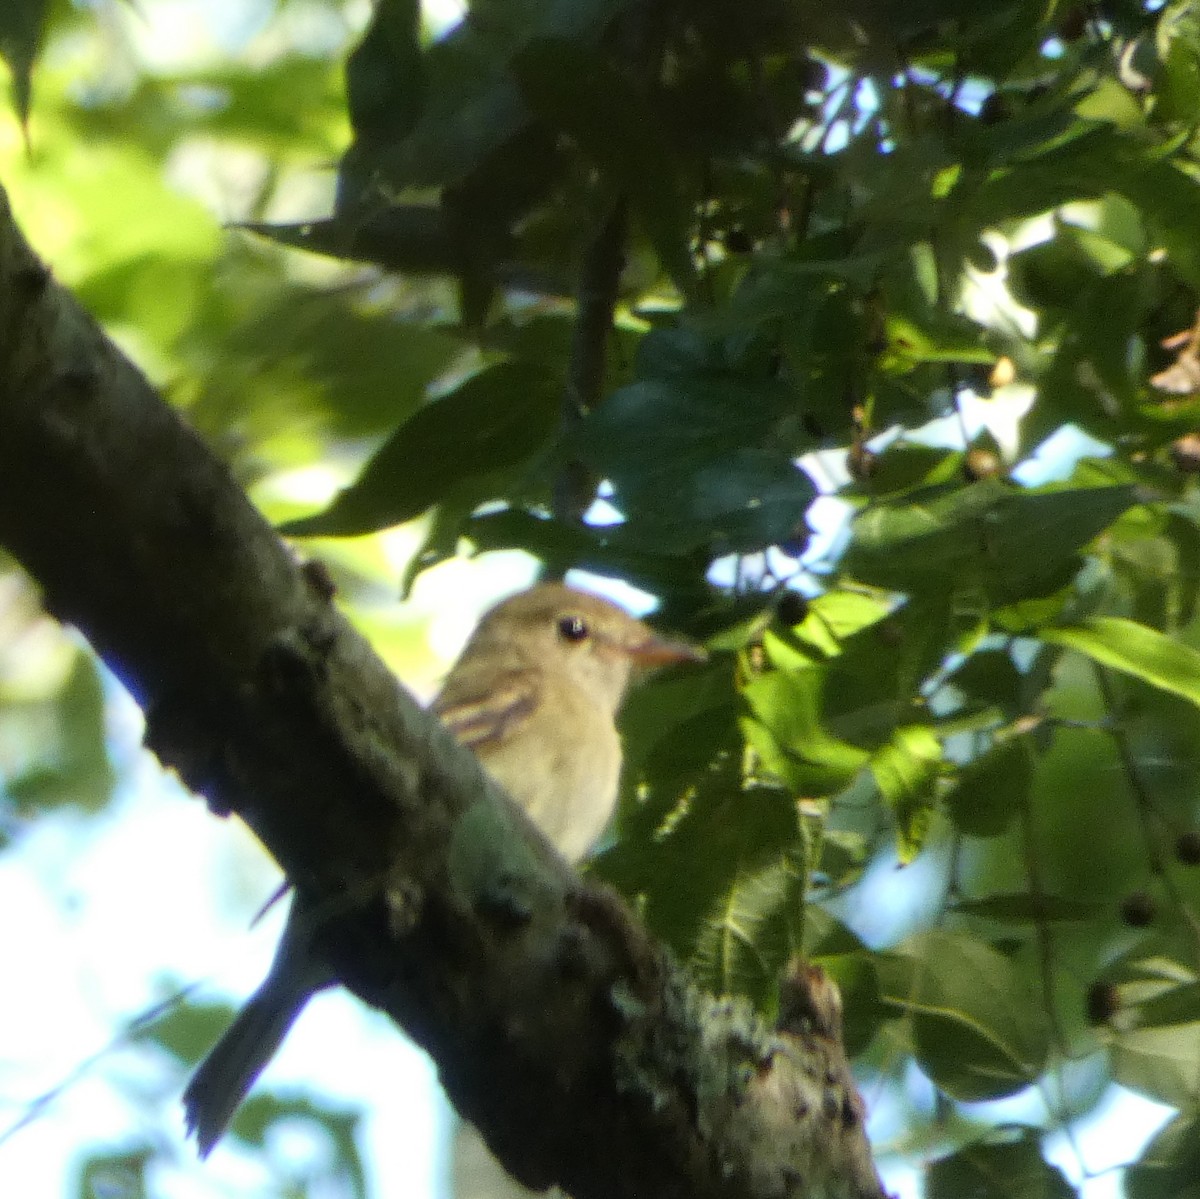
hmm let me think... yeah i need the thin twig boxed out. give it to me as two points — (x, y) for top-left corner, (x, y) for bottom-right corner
(1017, 743), (1089, 1182)
(0, 983), (198, 1147)
(552, 198), (629, 525)
(1095, 665), (1200, 961)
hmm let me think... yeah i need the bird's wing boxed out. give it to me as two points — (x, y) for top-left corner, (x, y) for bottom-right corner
(433, 668), (542, 753)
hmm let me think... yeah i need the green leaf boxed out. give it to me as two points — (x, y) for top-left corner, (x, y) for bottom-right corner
(579, 376), (793, 478)
(514, 39), (696, 294)
(868, 725), (941, 860)
(927, 1133), (1077, 1199)
(814, 951), (884, 1057)
(1040, 617), (1200, 709)
(1112, 1021), (1200, 1108)
(230, 1094), (368, 1199)
(5, 650), (115, 813)
(145, 999), (239, 1066)
(596, 778), (805, 1010)
(1126, 1113), (1200, 1199)
(946, 650), (1024, 715)
(842, 481), (1139, 605)
(691, 846), (805, 1006)
(339, 0), (634, 196)
(609, 448), (815, 555)
(790, 589), (894, 657)
(78, 1147), (151, 1199)
(578, 376), (814, 554)
(742, 667), (871, 792)
(281, 362), (560, 537)
(0, 0), (48, 126)
(463, 507), (701, 591)
(239, 210), (461, 276)
(880, 929), (1049, 1102)
(619, 660), (737, 778)
(944, 740), (1030, 837)
(1135, 981), (1200, 1031)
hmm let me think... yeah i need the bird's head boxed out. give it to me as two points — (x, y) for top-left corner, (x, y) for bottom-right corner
(471, 582), (704, 716)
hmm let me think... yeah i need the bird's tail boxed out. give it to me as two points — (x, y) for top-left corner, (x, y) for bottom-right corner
(182, 974), (312, 1157)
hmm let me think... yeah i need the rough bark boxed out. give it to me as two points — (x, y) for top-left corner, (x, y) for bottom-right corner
(0, 183), (886, 1199)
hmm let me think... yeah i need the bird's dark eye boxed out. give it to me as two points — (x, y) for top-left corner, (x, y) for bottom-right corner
(558, 615), (590, 643)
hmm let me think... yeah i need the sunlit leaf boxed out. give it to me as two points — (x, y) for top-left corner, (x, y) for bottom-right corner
(742, 667), (870, 792)
(1040, 616), (1200, 709)
(868, 725), (941, 860)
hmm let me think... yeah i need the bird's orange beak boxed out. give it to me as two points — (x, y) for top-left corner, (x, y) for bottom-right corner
(625, 634), (707, 667)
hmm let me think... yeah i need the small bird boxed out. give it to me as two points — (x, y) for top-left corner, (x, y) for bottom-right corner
(183, 581), (702, 1158)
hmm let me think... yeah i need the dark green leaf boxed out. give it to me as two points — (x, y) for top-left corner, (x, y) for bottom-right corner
(691, 844), (806, 1005)
(842, 481), (1139, 605)
(514, 40), (696, 294)
(814, 951), (884, 1057)
(879, 929), (1049, 1101)
(944, 740), (1031, 837)
(281, 362), (560, 537)
(339, 0), (634, 196)
(612, 449), (816, 555)
(577, 376), (813, 553)
(927, 1133), (1077, 1199)
(1125, 1113), (1200, 1199)
(947, 650), (1024, 714)
(240, 211), (460, 276)
(0, 0), (48, 126)
(1135, 981), (1200, 1031)
(596, 779), (805, 1009)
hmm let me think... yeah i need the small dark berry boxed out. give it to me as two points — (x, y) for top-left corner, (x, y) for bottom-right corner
(776, 592), (810, 627)
(1085, 980), (1121, 1025)
(1059, 6), (1088, 40)
(1176, 831), (1200, 866)
(1120, 890), (1157, 928)
(980, 95), (1012, 126)
(723, 228), (753, 254)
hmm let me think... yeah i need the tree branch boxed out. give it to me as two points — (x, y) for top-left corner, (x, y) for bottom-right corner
(0, 183), (885, 1199)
